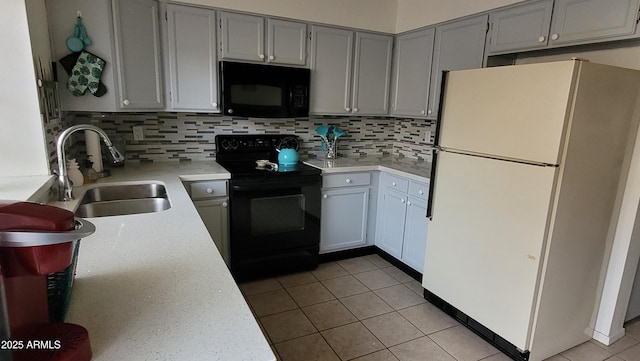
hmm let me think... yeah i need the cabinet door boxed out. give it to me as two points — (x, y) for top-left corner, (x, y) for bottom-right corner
(267, 19), (307, 66)
(112, 0), (164, 110)
(164, 5), (219, 112)
(486, 0), (553, 55)
(219, 12), (265, 62)
(320, 187), (369, 253)
(390, 28), (435, 117)
(376, 189), (407, 259)
(351, 32), (393, 115)
(402, 197), (428, 272)
(549, 0), (640, 46)
(428, 15), (488, 120)
(193, 198), (230, 266)
(309, 26), (354, 115)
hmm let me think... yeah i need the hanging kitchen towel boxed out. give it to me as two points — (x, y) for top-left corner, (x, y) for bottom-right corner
(67, 51), (106, 96)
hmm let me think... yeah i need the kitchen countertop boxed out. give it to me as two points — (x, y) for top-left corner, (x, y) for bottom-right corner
(5, 156), (430, 360)
(0, 174), (55, 202)
(47, 161), (276, 361)
(304, 156), (432, 182)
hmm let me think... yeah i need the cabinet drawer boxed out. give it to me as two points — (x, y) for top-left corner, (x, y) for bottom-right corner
(323, 172), (371, 188)
(190, 180), (228, 199)
(380, 173), (409, 193)
(409, 181), (429, 201)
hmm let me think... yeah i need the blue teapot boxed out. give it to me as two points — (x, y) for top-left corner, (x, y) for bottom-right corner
(277, 148), (299, 165)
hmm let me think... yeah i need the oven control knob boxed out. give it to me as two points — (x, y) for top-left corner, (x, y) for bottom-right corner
(345, 179), (352, 184)
(227, 109), (234, 114)
(222, 201), (228, 207)
(206, 188), (214, 194)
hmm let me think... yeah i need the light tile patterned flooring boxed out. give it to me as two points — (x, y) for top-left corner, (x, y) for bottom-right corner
(239, 255), (640, 361)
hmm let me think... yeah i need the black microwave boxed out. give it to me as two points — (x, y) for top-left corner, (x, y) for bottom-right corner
(219, 61), (310, 118)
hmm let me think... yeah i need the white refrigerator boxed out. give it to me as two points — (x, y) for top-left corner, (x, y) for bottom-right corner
(423, 60), (640, 361)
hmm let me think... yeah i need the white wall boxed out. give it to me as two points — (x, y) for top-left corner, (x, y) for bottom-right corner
(174, 0), (398, 33)
(395, 0), (525, 33)
(0, 0), (49, 177)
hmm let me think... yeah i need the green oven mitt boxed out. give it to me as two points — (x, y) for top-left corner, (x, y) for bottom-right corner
(67, 51), (106, 96)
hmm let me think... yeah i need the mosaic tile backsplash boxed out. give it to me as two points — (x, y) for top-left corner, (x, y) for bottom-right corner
(46, 112), (435, 169)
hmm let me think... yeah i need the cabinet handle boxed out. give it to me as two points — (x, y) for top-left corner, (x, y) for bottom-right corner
(268, 55), (275, 60)
(401, 198), (405, 203)
(353, 107), (358, 113)
(259, 54), (265, 59)
(123, 99), (130, 106)
(418, 190), (424, 195)
(212, 102), (218, 109)
(538, 35), (546, 43)
(345, 106), (351, 112)
(551, 33), (559, 41)
(206, 188), (214, 194)
(407, 201), (412, 206)
(427, 109), (432, 115)
(323, 194), (328, 199)
(420, 110), (426, 115)
(392, 181), (396, 186)
(222, 201), (228, 207)
(227, 109), (234, 114)
(345, 178), (352, 184)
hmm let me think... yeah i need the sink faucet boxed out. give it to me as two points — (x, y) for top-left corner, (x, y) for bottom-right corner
(56, 124), (125, 201)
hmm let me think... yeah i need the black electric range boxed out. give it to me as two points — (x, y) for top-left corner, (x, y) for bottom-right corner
(215, 134), (321, 281)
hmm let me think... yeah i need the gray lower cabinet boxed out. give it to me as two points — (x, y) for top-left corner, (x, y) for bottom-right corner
(390, 28), (435, 118)
(112, 0), (164, 110)
(219, 11), (307, 66)
(487, 0), (640, 55)
(187, 180), (230, 266)
(376, 173), (429, 272)
(427, 14), (488, 120)
(310, 26), (392, 115)
(162, 4), (219, 112)
(320, 172), (371, 253)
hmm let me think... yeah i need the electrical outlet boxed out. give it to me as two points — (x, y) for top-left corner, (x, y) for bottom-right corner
(132, 126), (144, 141)
(424, 130), (432, 143)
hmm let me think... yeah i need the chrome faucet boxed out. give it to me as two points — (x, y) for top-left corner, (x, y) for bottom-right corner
(56, 124), (125, 201)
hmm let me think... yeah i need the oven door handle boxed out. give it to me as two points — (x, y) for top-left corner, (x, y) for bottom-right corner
(232, 177), (320, 191)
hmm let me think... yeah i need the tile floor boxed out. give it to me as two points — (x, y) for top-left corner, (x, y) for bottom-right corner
(239, 254), (640, 361)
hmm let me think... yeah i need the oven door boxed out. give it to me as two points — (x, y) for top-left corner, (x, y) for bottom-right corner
(229, 176), (321, 278)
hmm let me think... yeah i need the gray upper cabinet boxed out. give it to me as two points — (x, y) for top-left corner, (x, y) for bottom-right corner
(427, 14), (488, 120)
(390, 28), (435, 118)
(351, 32), (393, 115)
(309, 25), (354, 114)
(112, 0), (164, 110)
(487, 0), (640, 55)
(487, 0), (554, 54)
(162, 4), (219, 112)
(267, 19), (307, 66)
(549, 0), (640, 46)
(310, 25), (392, 115)
(219, 12), (265, 62)
(219, 12), (307, 66)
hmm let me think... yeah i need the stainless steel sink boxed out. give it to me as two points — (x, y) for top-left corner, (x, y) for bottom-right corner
(75, 183), (171, 218)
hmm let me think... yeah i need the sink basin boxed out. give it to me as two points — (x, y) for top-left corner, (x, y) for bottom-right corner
(75, 183), (171, 218)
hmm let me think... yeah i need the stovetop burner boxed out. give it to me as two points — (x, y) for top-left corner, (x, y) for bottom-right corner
(215, 134), (321, 179)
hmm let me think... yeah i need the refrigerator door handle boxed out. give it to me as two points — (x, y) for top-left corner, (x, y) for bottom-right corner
(426, 147), (439, 220)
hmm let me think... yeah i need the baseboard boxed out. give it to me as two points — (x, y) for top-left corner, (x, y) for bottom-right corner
(592, 327), (625, 346)
(319, 246), (376, 263)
